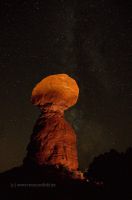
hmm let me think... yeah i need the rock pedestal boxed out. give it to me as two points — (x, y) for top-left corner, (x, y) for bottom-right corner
(25, 108), (78, 171)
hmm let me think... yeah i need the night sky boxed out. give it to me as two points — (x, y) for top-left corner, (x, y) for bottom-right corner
(0, 0), (132, 172)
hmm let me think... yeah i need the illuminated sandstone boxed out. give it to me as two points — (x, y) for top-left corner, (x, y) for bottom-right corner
(24, 74), (79, 172)
(31, 74), (79, 110)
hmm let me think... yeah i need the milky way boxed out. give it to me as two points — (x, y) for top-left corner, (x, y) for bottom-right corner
(0, 0), (132, 171)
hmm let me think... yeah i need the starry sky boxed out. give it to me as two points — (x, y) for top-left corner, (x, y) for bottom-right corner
(0, 0), (132, 172)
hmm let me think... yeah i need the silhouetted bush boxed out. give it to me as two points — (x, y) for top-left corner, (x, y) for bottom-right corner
(84, 147), (132, 195)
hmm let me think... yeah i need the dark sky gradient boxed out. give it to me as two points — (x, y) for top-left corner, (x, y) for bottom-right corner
(0, 0), (132, 172)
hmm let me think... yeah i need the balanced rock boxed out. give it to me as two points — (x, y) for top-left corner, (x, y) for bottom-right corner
(24, 74), (79, 171)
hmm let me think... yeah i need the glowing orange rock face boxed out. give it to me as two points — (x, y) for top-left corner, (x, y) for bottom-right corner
(31, 74), (79, 111)
(25, 74), (79, 171)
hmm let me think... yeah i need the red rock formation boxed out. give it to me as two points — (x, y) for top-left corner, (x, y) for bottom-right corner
(24, 74), (79, 171)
